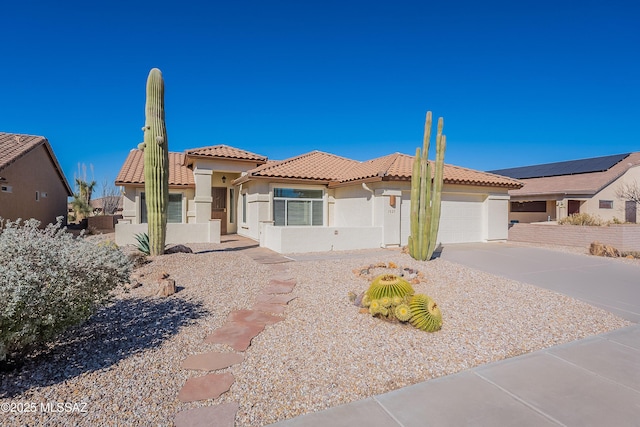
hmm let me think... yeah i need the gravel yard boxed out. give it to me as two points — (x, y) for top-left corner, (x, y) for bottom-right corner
(0, 240), (631, 426)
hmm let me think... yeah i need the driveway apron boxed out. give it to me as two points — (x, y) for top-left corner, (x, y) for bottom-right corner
(438, 243), (640, 323)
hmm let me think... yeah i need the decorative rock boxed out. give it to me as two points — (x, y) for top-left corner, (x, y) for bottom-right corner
(177, 372), (234, 402)
(156, 278), (176, 297)
(165, 244), (194, 254)
(181, 352), (244, 371)
(174, 402), (239, 427)
(204, 321), (265, 351)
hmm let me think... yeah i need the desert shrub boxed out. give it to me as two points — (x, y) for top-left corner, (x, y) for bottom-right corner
(559, 213), (606, 226)
(0, 217), (132, 364)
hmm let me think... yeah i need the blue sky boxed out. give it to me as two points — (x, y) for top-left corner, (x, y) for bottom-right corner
(1, 0), (638, 189)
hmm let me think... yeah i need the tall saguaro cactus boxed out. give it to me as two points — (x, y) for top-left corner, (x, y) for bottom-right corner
(138, 68), (169, 256)
(408, 111), (447, 261)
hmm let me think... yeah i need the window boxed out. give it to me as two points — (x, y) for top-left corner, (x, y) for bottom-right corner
(229, 188), (235, 224)
(141, 192), (183, 223)
(35, 191), (39, 201)
(510, 201), (546, 213)
(599, 200), (613, 209)
(273, 188), (323, 226)
(242, 193), (247, 223)
(1, 185), (12, 193)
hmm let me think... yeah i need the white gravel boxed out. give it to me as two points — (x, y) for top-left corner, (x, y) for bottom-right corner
(0, 241), (631, 426)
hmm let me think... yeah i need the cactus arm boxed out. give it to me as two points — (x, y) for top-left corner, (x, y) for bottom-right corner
(427, 130), (446, 259)
(409, 147), (421, 258)
(418, 112), (432, 261)
(142, 68), (169, 256)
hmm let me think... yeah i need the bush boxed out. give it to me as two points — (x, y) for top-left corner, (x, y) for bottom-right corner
(0, 217), (132, 364)
(559, 213), (606, 226)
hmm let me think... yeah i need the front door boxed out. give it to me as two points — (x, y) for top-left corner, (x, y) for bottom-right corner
(626, 201), (637, 223)
(211, 187), (227, 234)
(568, 200), (580, 215)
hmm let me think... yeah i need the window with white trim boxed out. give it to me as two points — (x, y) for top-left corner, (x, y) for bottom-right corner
(599, 200), (613, 209)
(273, 188), (323, 226)
(141, 192), (183, 223)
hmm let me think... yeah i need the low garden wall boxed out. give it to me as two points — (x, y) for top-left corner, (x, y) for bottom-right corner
(87, 215), (122, 231)
(508, 223), (640, 252)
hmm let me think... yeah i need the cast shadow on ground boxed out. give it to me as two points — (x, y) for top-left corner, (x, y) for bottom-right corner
(0, 296), (208, 398)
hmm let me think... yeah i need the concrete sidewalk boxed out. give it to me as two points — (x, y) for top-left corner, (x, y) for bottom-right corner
(268, 243), (640, 427)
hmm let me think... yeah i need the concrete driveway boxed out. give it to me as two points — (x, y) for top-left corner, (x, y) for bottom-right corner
(438, 242), (640, 323)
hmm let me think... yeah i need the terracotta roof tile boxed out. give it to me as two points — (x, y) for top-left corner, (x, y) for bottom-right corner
(241, 150), (522, 188)
(1, 132), (48, 171)
(510, 152), (640, 197)
(0, 132), (72, 195)
(115, 150), (195, 186)
(185, 145), (267, 163)
(247, 151), (360, 181)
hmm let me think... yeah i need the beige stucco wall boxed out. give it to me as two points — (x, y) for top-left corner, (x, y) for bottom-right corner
(0, 145), (69, 226)
(241, 180), (513, 252)
(581, 166), (640, 222)
(120, 185), (195, 224)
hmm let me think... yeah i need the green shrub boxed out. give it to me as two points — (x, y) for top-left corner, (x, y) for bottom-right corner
(0, 217), (132, 364)
(558, 213), (605, 226)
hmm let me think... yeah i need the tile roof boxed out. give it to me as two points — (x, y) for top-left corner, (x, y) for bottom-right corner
(185, 145), (267, 163)
(115, 145), (521, 190)
(243, 151), (360, 182)
(115, 150), (195, 186)
(509, 152), (640, 197)
(0, 132), (72, 195)
(239, 151), (522, 188)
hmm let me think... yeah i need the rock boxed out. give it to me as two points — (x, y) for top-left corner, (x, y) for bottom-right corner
(165, 244), (193, 254)
(156, 278), (176, 297)
(589, 241), (620, 257)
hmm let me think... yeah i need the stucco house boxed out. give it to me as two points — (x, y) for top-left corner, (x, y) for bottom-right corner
(0, 132), (72, 226)
(115, 144), (521, 253)
(490, 153), (640, 224)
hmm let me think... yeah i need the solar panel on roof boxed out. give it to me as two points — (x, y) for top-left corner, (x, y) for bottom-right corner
(488, 153), (631, 179)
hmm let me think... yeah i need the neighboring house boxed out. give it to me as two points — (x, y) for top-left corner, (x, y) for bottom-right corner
(490, 153), (640, 224)
(0, 132), (73, 226)
(115, 144), (521, 253)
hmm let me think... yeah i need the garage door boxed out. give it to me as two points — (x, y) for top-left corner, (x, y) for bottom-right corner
(439, 194), (485, 243)
(400, 192), (485, 245)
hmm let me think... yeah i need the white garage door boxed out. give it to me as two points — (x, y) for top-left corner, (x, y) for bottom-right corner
(400, 192), (485, 245)
(439, 194), (485, 243)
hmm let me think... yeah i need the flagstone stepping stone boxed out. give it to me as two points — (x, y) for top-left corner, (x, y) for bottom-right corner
(269, 272), (295, 281)
(263, 280), (296, 294)
(174, 402), (239, 427)
(256, 294), (297, 304)
(178, 372), (234, 403)
(181, 352), (244, 371)
(227, 309), (284, 325)
(252, 302), (288, 314)
(204, 321), (265, 351)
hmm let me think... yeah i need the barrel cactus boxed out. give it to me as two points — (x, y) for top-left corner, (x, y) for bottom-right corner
(409, 294), (443, 332)
(138, 68), (169, 256)
(366, 274), (415, 301)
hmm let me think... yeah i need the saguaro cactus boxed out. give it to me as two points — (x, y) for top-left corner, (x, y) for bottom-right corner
(408, 111), (447, 261)
(138, 68), (169, 256)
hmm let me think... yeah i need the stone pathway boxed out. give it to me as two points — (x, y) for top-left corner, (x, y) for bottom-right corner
(174, 243), (296, 426)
